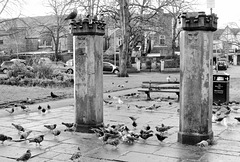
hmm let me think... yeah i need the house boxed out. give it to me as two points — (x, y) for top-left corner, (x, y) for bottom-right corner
(105, 11), (174, 60)
(213, 25), (240, 65)
(0, 15), (72, 61)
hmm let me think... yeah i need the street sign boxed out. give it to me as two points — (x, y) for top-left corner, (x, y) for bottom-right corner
(207, 0), (215, 8)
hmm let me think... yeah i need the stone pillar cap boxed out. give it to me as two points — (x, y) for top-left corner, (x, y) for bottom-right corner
(178, 11), (218, 31)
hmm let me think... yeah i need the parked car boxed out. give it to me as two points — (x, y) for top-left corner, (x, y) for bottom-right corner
(38, 58), (74, 74)
(0, 61), (32, 74)
(103, 62), (119, 74)
(216, 61), (228, 70)
(62, 61), (119, 74)
(66, 59), (73, 67)
(10, 59), (26, 64)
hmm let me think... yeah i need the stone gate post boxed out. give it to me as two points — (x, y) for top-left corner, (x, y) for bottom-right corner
(69, 16), (105, 132)
(178, 12), (218, 144)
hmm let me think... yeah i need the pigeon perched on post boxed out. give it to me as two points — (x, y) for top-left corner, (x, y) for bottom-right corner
(16, 149), (31, 161)
(65, 9), (78, 20)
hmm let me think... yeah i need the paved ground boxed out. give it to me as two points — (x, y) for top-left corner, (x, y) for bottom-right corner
(1, 66), (240, 162)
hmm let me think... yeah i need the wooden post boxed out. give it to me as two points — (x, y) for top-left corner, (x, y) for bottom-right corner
(69, 17), (105, 132)
(178, 12), (218, 145)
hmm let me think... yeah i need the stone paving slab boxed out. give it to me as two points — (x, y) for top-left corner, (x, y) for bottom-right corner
(1, 89), (240, 162)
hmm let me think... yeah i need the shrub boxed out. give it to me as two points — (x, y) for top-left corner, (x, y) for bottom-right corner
(7, 62), (31, 78)
(32, 63), (54, 79)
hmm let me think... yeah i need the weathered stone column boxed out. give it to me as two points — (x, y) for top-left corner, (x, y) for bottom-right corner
(69, 17), (105, 132)
(178, 12), (218, 145)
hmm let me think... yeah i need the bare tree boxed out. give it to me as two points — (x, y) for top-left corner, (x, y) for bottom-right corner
(101, 0), (173, 77)
(30, 0), (77, 61)
(163, 0), (197, 55)
(0, 0), (24, 19)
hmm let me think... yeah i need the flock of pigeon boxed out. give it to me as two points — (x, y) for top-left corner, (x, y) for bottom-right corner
(212, 100), (240, 129)
(4, 92), (60, 115)
(1, 92), (82, 161)
(0, 121), (79, 161)
(90, 117), (173, 148)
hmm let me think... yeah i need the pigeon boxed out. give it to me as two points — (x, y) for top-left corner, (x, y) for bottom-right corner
(28, 135), (44, 146)
(5, 107), (14, 114)
(20, 104), (29, 111)
(122, 134), (138, 144)
(44, 124), (57, 131)
(118, 98), (124, 104)
(38, 105), (42, 110)
(65, 9), (78, 20)
(129, 116), (138, 122)
(166, 76), (171, 82)
(196, 139), (211, 147)
(70, 147), (81, 161)
(231, 106), (240, 112)
(12, 123), (25, 132)
(52, 130), (61, 136)
(234, 117), (240, 122)
(155, 133), (168, 142)
(135, 105), (145, 109)
(50, 92), (59, 98)
(145, 104), (156, 111)
(143, 124), (151, 131)
(62, 122), (74, 128)
(0, 134), (12, 144)
(105, 138), (120, 147)
(103, 100), (113, 105)
(223, 117), (235, 130)
(155, 124), (173, 133)
(20, 130), (32, 140)
(47, 104), (51, 110)
(42, 107), (46, 113)
(132, 121), (137, 128)
(90, 128), (104, 137)
(139, 132), (153, 140)
(16, 149), (31, 161)
(26, 97), (34, 104)
(214, 116), (225, 123)
(129, 116), (138, 128)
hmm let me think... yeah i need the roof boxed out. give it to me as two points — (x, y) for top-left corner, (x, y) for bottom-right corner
(0, 15), (68, 38)
(230, 28), (240, 35)
(213, 29), (224, 40)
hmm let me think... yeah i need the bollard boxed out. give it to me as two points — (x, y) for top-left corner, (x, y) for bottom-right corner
(69, 16), (105, 132)
(178, 12), (218, 145)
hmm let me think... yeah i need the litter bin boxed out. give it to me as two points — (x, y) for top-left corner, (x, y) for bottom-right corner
(213, 72), (230, 104)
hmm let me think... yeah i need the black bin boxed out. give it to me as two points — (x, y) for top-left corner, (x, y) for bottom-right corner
(213, 72), (230, 104)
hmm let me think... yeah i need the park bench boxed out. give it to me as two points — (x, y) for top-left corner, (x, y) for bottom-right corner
(138, 81), (180, 100)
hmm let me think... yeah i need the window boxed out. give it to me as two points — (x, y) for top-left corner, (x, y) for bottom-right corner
(159, 35), (165, 45)
(0, 40), (3, 44)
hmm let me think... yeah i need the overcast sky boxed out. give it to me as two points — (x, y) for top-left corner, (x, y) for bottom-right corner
(195, 0), (240, 28)
(3, 0), (240, 29)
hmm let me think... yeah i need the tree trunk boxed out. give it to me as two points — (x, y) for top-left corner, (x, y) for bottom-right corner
(54, 37), (59, 61)
(172, 19), (177, 56)
(118, 0), (129, 77)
